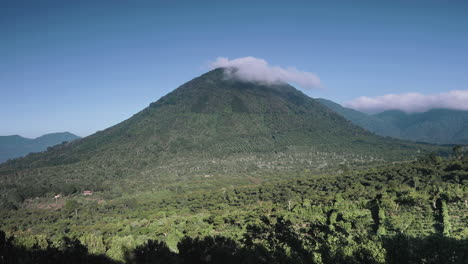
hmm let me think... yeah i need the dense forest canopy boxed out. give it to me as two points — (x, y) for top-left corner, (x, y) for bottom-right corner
(1, 154), (467, 263)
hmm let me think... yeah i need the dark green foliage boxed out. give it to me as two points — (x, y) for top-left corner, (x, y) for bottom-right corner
(127, 240), (176, 264)
(63, 200), (81, 216)
(2, 229), (467, 264)
(0, 156), (466, 263)
(176, 236), (242, 264)
(453, 145), (463, 159)
(191, 95), (209, 113)
(231, 96), (249, 113)
(0, 230), (120, 264)
(383, 234), (468, 264)
(0, 201), (17, 210)
(6, 191), (24, 204)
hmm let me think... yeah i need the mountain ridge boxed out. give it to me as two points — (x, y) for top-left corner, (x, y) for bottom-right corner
(0, 132), (80, 163)
(317, 98), (468, 144)
(0, 69), (446, 202)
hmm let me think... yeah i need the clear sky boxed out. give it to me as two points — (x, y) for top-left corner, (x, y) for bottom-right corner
(2, 0), (468, 137)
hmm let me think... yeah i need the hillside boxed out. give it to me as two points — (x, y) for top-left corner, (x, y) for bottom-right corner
(0, 69), (446, 204)
(0, 132), (80, 163)
(1, 155), (466, 263)
(317, 98), (468, 144)
(0, 68), (464, 263)
(316, 99), (400, 138)
(375, 109), (468, 144)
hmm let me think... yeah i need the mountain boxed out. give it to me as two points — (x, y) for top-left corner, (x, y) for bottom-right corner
(0, 68), (445, 202)
(316, 99), (401, 138)
(317, 98), (468, 144)
(0, 132), (80, 163)
(375, 109), (468, 144)
(0, 68), (461, 262)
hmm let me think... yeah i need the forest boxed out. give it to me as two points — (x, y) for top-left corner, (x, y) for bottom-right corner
(1, 152), (467, 263)
(3, 0), (468, 263)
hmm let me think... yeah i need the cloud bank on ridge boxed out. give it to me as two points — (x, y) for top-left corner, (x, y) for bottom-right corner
(210, 57), (321, 89)
(345, 90), (468, 113)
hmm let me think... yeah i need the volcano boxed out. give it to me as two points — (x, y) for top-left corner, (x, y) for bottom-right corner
(0, 68), (443, 198)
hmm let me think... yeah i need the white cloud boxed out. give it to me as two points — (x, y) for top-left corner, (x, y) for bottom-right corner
(210, 57), (321, 89)
(344, 90), (468, 113)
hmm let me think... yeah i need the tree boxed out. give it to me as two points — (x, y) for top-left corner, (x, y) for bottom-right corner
(441, 200), (452, 237)
(453, 145), (463, 159)
(63, 200), (80, 218)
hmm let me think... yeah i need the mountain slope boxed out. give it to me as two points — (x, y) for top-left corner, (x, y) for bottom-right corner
(375, 109), (468, 144)
(0, 69), (445, 202)
(0, 132), (80, 163)
(316, 99), (400, 138)
(318, 99), (468, 144)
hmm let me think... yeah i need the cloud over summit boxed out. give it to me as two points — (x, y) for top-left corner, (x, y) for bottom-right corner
(345, 90), (468, 113)
(210, 57), (321, 89)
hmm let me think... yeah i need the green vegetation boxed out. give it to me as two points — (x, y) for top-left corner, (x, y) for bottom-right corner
(1, 155), (467, 263)
(318, 98), (468, 144)
(0, 132), (80, 163)
(0, 69), (464, 263)
(0, 69), (447, 206)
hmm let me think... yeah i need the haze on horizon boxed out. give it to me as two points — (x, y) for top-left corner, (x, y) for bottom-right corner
(1, 0), (467, 137)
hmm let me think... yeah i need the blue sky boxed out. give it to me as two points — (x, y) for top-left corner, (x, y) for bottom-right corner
(1, 0), (467, 137)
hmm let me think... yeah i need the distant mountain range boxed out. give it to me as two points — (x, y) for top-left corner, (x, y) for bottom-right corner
(317, 98), (468, 145)
(0, 132), (80, 163)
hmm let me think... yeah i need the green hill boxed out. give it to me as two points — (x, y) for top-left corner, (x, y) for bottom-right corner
(0, 68), (464, 263)
(317, 98), (468, 144)
(0, 68), (445, 203)
(375, 109), (468, 144)
(0, 132), (80, 163)
(316, 99), (400, 138)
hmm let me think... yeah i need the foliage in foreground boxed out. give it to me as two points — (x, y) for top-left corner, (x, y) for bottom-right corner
(1, 227), (467, 264)
(0, 154), (467, 263)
